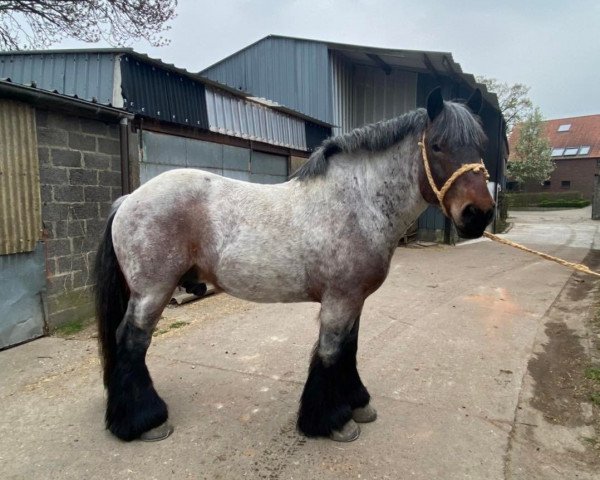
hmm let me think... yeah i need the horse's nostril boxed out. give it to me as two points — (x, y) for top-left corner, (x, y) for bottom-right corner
(463, 204), (478, 220)
(462, 204), (494, 225)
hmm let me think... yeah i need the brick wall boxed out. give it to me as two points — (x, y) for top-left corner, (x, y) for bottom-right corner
(522, 157), (598, 199)
(593, 174), (600, 219)
(36, 109), (122, 328)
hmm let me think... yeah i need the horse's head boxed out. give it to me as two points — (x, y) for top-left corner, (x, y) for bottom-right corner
(419, 87), (495, 239)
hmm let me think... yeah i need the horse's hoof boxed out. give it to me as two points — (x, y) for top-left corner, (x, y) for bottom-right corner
(352, 404), (377, 423)
(329, 420), (360, 442)
(139, 422), (174, 442)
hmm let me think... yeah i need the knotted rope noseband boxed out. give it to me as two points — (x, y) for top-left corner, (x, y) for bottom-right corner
(418, 133), (489, 217)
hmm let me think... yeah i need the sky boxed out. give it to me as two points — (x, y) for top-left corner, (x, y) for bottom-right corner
(54, 0), (600, 120)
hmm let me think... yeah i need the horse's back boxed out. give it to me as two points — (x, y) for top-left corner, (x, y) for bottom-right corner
(111, 168), (311, 302)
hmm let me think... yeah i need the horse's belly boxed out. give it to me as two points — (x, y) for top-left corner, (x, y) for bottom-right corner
(213, 257), (311, 304)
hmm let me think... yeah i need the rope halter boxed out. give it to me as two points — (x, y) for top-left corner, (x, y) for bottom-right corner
(418, 133), (490, 217)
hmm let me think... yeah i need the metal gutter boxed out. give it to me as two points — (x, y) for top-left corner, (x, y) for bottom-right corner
(119, 118), (130, 195)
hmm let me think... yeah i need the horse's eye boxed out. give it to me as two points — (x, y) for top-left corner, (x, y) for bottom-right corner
(432, 144), (441, 153)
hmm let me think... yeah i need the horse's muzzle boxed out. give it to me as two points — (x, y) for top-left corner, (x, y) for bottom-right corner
(456, 204), (494, 239)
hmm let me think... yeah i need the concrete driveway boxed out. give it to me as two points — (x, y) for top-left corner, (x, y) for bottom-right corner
(1, 208), (598, 479)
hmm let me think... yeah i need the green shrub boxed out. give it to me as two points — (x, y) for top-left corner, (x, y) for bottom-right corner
(506, 191), (586, 208)
(538, 199), (590, 208)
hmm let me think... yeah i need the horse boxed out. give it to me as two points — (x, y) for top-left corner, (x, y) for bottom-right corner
(94, 87), (495, 443)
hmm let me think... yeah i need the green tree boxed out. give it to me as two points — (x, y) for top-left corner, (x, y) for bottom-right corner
(0, 0), (177, 50)
(475, 76), (533, 133)
(508, 108), (554, 185)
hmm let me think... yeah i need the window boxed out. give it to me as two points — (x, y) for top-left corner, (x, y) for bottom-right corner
(563, 147), (579, 156)
(557, 124), (571, 132)
(561, 180), (571, 189)
(551, 148), (565, 156)
(579, 146), (591, 155)
(543, 180), (551, 188)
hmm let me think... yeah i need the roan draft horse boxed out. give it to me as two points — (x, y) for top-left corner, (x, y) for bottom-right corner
(94, 87), (495, 442)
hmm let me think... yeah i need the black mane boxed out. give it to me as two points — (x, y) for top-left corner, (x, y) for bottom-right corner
(293, 101), (485, 181)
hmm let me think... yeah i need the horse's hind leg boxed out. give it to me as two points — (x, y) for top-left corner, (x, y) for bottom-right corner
(297, 298), (373, 442)
(106, 290), (173, 441)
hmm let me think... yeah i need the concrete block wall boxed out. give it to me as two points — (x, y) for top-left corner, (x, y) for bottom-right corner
(36, 109), (122, 329)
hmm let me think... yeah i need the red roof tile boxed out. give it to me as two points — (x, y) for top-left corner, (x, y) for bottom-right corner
(509, 114), (600, 160)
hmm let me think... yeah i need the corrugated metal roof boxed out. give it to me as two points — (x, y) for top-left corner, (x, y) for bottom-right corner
(0, 51), (117, 104)
(0, 48), (329, 129)
(206, 86), (306, 150)
(120, 54), (209, 129)
(0, 99), (42, 255)
(202, 37), (332, 124)
(202, 34), (501, 112)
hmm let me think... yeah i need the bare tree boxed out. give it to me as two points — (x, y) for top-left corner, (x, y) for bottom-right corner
(0, 0), (177, 50)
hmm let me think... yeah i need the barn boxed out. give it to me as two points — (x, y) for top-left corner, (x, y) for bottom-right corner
(201, 35), (509, 241)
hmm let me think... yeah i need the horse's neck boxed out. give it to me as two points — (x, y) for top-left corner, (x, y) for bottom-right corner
(326, 137), (428, 248)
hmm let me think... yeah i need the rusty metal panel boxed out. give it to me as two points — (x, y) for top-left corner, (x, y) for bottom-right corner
(0, 100), (41, 255)
(205, 86), (307, 150)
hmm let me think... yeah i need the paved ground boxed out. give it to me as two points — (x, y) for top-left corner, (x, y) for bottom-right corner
(1, 208), (599, 479)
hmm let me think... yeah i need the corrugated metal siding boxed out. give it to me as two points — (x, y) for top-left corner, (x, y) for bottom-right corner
(0, 242), (46, 349)
(0, 100), (41, 255)
(418, 206), (446, 231)
(205, 87), (306, 150)
(330, 51), (354, 135)
(120, 55), (209, 129)
(352, 65), (417, 128)
(140, 131), (288, 185)
(0, 52), (116, 104)
(331, 53), (417, 134)
(202, 38), (332, 124)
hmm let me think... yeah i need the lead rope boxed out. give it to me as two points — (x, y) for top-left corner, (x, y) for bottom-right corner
(419, 133), (600, 279)
(483, 231), (600, 278)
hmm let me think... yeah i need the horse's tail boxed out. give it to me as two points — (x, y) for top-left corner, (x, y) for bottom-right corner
(94, 197), (129, 387)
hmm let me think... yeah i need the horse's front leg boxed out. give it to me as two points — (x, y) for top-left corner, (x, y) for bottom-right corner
(297, 299), (376, 442)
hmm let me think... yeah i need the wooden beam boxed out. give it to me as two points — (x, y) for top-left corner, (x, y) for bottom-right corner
(366, 53), (392, 75)
(422, 53), (443, 84)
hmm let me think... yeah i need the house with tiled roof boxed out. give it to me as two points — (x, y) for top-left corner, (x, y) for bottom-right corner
(508, 114), (600, 199)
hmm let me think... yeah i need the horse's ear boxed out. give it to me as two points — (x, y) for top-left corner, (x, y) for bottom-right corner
(466, 88), (483, 114)
(427, 87), (444, 121)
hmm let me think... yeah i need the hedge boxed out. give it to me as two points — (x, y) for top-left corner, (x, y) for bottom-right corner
(506, 191), (586, 208)
(538, 199), (591, 208)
